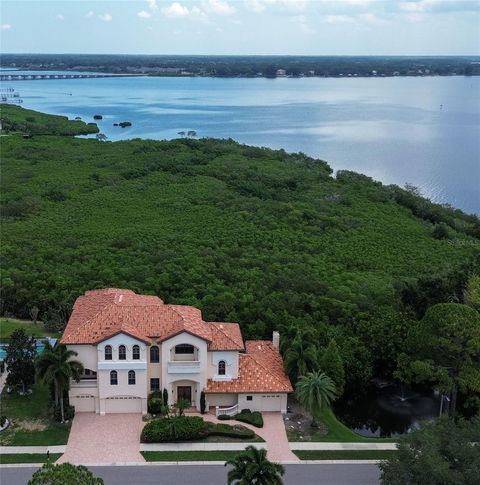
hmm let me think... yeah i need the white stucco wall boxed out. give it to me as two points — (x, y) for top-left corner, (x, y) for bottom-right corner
(238, 393), (288, 413)
(206, 393), (237, 407)
(67, 345), (97, 371)
(161, 332), (208, 410)
(207, 351), (239, 380)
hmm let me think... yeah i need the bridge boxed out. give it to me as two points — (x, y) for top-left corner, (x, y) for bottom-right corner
(0, 73), (143, 82)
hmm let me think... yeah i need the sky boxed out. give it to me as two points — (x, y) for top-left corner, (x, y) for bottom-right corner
(1, 0), (479, 56)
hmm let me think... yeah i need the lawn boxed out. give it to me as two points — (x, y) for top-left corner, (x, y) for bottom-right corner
(286, 408), (396, 443)
(0, 383), (71, 446)
(0, 454), (63, 464)
(294, 450), (397, 461)
(141, 451), (246, 462)
(0, 318), (59, 341)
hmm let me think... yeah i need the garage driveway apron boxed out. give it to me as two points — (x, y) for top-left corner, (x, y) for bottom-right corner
(58, 413), (145, 464)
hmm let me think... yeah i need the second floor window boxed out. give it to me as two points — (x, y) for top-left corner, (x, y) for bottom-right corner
(105, 345), (112, 360)
(175, 344), (194, 354)
(128, 370), (136, 385)
(110, 370), (118, 385)
(218, 360), (226, 375)
(119, 345), (126, 360)
(150, 345), (159, 363)
(132, 345), (140, 360)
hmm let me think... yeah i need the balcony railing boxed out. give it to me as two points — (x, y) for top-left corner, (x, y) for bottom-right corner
(167, 360), (201, 374)
(71, 379), (98, 388)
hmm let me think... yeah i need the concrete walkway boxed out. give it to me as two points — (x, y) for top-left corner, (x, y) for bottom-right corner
(57, 413), (145, 464)
(291, 442), (398, 450)
(0, 445), (66, 454)
(201, 412), (299, 462)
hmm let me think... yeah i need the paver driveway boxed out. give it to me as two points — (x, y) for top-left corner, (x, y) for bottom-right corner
(58, 413), (145, 464)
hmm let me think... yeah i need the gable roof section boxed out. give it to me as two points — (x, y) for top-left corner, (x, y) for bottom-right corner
(204, 340), (293, 394)
(60, 288), (243, 350)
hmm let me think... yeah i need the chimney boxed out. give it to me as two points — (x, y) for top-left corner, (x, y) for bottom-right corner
(272, 331), (280, 349)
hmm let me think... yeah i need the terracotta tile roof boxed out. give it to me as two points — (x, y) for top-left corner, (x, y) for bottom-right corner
(209, 323), (245, 351)
(204, 340), (293, 394)
(60, 289), (243, 350)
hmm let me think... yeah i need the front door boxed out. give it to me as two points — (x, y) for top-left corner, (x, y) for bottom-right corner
(177, 386), (192, 403)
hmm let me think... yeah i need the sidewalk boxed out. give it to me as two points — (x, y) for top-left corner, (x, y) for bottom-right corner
(290, 442), (398, 450)
(0, 445), (66, 454)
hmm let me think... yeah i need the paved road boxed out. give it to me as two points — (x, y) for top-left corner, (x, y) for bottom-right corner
(0, 463), (380, 485)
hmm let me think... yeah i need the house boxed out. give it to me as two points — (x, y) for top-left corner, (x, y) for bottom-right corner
(276, 69), (287, 77)
(61, 289), (292, 416)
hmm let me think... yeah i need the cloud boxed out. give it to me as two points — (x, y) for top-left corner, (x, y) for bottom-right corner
(245, 0), (266, 13)
(98, 13), (112, 22)
(85, 11), (94, 18)
(146, 0), (158, 10)
(162, 2), (191, 17)
(245, 0), (306, 13)
(398, 0), (480, 13)
(56, 14), (65, 21)
(1, 23), (11, 30)
(203, 0), (236, 15)
(138, 10), (152, 19)
(292, 14), (315, 33)
(324, 14), (356, 24)
(162, 2), (209, 20)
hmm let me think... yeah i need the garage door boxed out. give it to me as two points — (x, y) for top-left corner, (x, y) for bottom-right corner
(105, 396), (142, 414)
(260, 395), (281, 412)
(71, 395), (95, 413)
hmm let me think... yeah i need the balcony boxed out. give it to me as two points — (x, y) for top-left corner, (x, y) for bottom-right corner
(71, 379), (98, 388)
(168, 360), (201, 374)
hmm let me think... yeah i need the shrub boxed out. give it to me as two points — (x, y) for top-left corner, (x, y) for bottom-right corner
(207, 423), (255, 440)
(218, 414), (231, 420)
(148, 396), (163, 415)
(235, 410), (264, 428)
(53, 404), (75, 422)
(141, 416), (208, 443)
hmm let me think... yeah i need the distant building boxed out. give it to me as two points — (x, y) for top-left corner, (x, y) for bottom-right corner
(276, 69), (287, 77)
(371, 70), (377, 76)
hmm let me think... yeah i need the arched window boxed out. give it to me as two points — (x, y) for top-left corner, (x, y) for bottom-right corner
(175, 344), (194, 354)
(150, 345), (159, 363)
(128, 370), (136, 385)
(218, 360), (226, 376)
(104, 345), (112, 361)
(119, 345), (126, 360)
(110, 370), (118, 385)
(132, 345), (140, 360)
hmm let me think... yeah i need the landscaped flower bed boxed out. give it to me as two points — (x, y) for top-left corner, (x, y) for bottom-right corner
(141, 416), (255, 443)
(218, 409), (264, 428)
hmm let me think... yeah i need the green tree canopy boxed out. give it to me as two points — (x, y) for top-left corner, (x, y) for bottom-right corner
(380, 416), (480, 485)
(396, 303), (480, 415)
(28, 462), (104, 485)
(5, 329), (36, 392)
(295, 370), (338, 427)
(225, 445), (285, 485)
(35, 342), (83, 422)
(318, 339), (345, 396)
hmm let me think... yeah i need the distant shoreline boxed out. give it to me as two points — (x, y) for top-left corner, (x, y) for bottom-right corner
(1, 54), (479, 79)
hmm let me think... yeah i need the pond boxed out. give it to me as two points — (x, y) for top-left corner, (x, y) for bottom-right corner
(334, 383), (442, 438)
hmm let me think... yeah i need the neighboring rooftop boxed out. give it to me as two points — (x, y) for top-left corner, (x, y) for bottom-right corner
(60, 288), (244, 351)
(204, 340), (293, 394)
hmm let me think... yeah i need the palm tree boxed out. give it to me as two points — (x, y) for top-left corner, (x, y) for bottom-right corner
(225, 446), (285, 485)
(295, 371), (338, 427)
(36, 342), (83, 422)
(283, 330), (317, 383)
